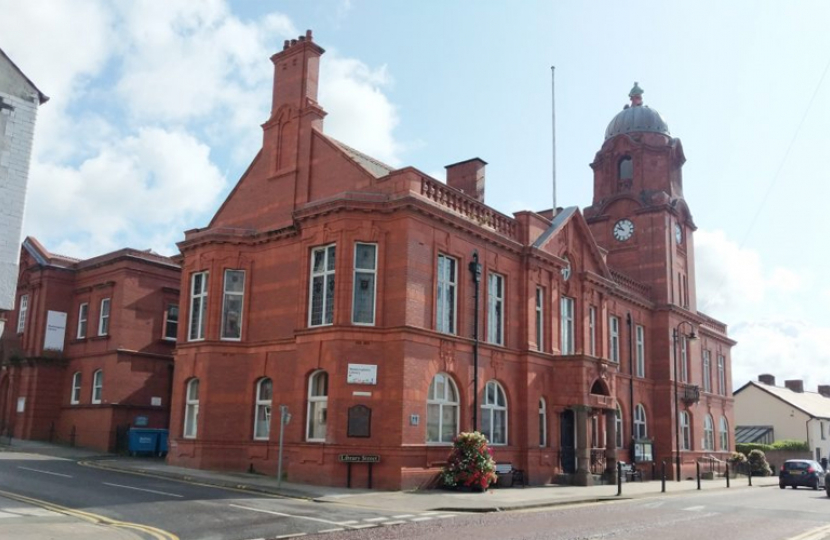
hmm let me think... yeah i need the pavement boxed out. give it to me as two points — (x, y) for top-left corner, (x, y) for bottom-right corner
(0, 437), (780, 517)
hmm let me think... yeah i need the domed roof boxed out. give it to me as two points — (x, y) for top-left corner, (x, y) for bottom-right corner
(604, 82), (670, 140)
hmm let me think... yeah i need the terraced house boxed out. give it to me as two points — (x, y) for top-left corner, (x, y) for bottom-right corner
(167, 31), (736, 489)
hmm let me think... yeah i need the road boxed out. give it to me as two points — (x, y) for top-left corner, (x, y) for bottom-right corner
(0, 452), (456, 540)
(309, 485), (830, 540)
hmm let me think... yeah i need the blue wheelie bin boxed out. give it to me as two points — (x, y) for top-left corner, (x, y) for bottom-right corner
(157, 429), (169, 456)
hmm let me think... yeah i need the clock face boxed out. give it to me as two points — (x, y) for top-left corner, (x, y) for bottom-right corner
(675, 223), (683, 244)
(613, 219), (635, 242)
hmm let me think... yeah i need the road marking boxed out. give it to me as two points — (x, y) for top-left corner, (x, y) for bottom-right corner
(435, 514), (456, 519)
(683, 505), (705, 512)
(229, 504), (361, 529)
(382, 520), (408, 526)
(0, 488), (179, 540)
(364, 517), (389, 522)
(393, 514), (415, 518)
(787, 524), (830, 540)
(317, 528), (345, 533)
(275, 534), (307, 539)
(17, 466), (72, 478)
(336, 520), (359, 525)
(411, 516), (434, 522)
(350, 524), (378, 529)
(103, 482), (183, 498)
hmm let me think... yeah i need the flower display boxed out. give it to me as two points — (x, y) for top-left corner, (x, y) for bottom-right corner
(440, 431), (497, 490)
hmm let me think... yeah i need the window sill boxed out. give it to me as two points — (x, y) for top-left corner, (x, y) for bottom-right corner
(90, 335), (109, 342)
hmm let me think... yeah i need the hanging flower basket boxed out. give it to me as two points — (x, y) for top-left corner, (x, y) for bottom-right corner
(440, 431), (497, 491)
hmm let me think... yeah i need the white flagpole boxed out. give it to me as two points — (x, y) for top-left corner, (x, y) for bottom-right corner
(551, 66), (557, 214)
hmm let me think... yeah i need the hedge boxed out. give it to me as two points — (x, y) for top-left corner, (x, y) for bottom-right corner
(736, 439), (809, 454)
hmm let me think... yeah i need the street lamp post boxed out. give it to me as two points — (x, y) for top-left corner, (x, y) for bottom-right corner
(673, 321), (697, 481)
(469, 251), (482, 432)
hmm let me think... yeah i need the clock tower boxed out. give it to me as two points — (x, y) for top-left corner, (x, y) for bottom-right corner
(585, 83), (696, 310)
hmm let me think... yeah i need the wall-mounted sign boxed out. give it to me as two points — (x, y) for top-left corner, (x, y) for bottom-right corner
(16, 397), (25, 413)
(134, 416), (149, 427)
(347, 364), (377, 385)
(43, 311), (67, 351)
(347, 405), (371, 438)
(338, 454), (380, 463)
(151, 397), (162, 406)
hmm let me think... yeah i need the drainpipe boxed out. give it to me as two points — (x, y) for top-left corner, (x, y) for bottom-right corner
(807, 417), (812, 459)
(469, 251), (482, 432)
(627, 312), (635, 463)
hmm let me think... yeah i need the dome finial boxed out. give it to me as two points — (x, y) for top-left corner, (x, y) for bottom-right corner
(629, 82), (644, 106)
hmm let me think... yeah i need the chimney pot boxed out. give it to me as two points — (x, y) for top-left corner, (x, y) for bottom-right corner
(445, 158), (487, 203)
(758, 374), (775, 386)
(306, 29), (313, 40)
(785, 379), (804, 393)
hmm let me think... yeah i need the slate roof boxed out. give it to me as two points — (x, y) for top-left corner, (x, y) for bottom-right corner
(734, 380), (830, 420)
(735, 425), (774, 444)
(324, 135), (395, 179)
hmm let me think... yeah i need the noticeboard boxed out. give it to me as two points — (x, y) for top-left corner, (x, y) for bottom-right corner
(634, 440), (653, 462)
(347, 404), (371, 438)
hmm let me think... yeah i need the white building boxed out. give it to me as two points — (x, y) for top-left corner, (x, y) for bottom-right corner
(0, 48), (48, 333)
(734, 374), (830, 462)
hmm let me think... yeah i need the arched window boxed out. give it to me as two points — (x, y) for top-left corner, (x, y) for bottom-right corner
(91, 370), (103, 404)
(680, 411), (691, 450)
(306, 370), (328, 442)
(183, 378), (199, 439)
(719, 416), (729, 451)
(481, 380), (508, 445)
(254, 378), (273, 440)
(618, 156), (633, 180)
(539, 398), (547, 447)
(634, 404), (647, 439)
(427, 373), (458, 443)
(70, 372), (82, 405)
(704, 414), (715, 451)
(615, 405), (624, 448)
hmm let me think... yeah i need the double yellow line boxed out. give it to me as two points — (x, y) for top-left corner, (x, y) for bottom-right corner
(0, 488), (179, 540)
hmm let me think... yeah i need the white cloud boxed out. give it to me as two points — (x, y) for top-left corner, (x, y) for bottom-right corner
(319, 54), (403, 166)
(695, 229), (765, 319)
(25, 128), (225, 257)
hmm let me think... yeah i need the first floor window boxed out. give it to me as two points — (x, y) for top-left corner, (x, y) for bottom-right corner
(221, 269), (245, 340)
(98, 298), (111, 336)
(183, 378), (199, 438)
(703, 414), (715, 451)
(352, 243), (377, 325)
(427, 373), (458, 443)
(680, 411), (691, 450)
(589, 306), (597, 356)
(306, 370), (328, 441)
(189, 271), (208, 341)
(91, 370), (103, 404)
(77, 302), (89, 339)
(634, 403), (647, 439)
(615, 406), (623, 448)
(309, 245), (336, 327)
(487, 273), (504, 345)
(535, 287), (544, 351)
(560, 296), (575, 354)
(70, 372), (82, 405)
(719, 417), (729, 451)
(16, 294), (28, 334)
(702, 350), (711, 393)
(635, 325), (645, 377)
(609, 316), (620, 363)
(436, 254), (457, 334)
(164, 304), (179, 340)
(254, 378), (272, 440)
(481, 380), (507, 445)
(680, 337), (688, 382)
(539, 398), (547, 447)
(717, 355), (726, 395)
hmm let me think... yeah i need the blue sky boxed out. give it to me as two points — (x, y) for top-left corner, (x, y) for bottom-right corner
(2, 0), (828, 390)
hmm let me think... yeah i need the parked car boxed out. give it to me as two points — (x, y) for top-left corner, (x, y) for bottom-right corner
(778, 459), (824, 490)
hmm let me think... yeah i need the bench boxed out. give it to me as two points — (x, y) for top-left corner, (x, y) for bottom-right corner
(619, 462), (642, 482)
(495, 463), (525, 488)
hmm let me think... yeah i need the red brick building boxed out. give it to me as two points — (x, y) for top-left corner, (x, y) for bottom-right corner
(168, 32), (735, 489)
(0, 238), (180, 452)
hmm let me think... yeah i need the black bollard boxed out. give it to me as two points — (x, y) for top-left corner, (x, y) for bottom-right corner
(661, 460), (666, 493)
(748, 464), (752, 486)
(652, 462), (656, 481)
(726, 463), (730, 488)
(696, 461), (701, 490)
(617, 460), (623, 496)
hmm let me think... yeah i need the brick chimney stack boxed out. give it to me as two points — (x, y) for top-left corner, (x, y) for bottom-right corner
(445, 158), (487, 203)
(818, 385), (830, 398)
(269, 29), (325, 117)
(758, 374), (776, 386)
(785, 379), (804, 393)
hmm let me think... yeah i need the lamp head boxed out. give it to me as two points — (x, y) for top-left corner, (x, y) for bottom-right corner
(688, 330), (698, 341)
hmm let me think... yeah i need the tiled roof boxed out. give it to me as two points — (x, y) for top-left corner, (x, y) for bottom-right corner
(325, 136), (395, 178)
(738, 381), (830, 420)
